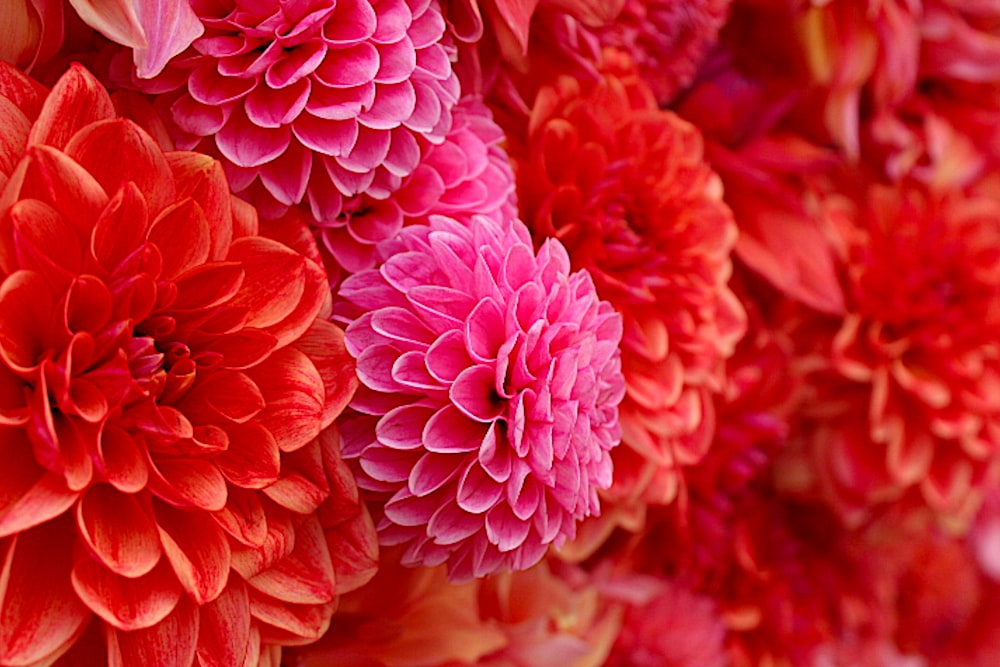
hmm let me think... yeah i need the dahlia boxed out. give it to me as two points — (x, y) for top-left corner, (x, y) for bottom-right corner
(336, 214), (624, 581)
(504, 51), (744, 511)
(0, 62), (377, 664)
(310, 95), (517, 289)
(596, 0), (732, 104)
(789, 178), (1000, 521)
(115, 0), (459, 214)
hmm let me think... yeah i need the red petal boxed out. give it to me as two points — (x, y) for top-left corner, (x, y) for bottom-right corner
(148, 456), (228, 511)
(216, 422), (281, 489)
(0, 429), (78, 538)
(247, 348), (325, 452)
(178, 370), (266, 425)
(96, 423), (149, 493)
(323, 502), (378, 594)
(227, 236), (327, 346)
(11, 198), (82, 279)
(148, 198), (211, 279)
(196, 577), (252, 667)
(248, 590), (334, 642)
(71, 556), (182, 631)
(0, 518), (90, 665)
(212, 487), (267, 548)
(154, 500), (232, 605)
(230, 505), (295, 580)
(0, 62), (46, 118)
(107, 596), (198, 667)
(0, 95), (30, 179)
(12, 145), (108, 239)
(76, 485), (161, 578)
(247, 515), (336, 605)
(0, 269), (52, 373)
(65, 118), (176, 215)
(166, 152), (234, 261)
(28, 64), (115, 151)
(292, 320), (357, 427)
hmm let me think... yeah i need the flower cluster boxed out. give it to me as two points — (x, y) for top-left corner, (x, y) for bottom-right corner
(4, 0), (1000, 665)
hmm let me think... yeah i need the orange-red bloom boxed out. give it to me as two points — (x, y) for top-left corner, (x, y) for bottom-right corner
(0, 62), (376, 664)
(505, 51), (744, 520)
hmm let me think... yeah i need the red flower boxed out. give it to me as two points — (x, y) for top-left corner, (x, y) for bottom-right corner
(0, 62), (376, 664)
(787, 178), (1000, 522)
(504, 51), (745, 516)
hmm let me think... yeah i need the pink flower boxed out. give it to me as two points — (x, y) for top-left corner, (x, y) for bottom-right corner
(309, 95), (517, 288)
(604, 576), (727, 667)
(336, 214), (624, 581)
(116, 0), (459, 215)
(0, 62), (377, 664)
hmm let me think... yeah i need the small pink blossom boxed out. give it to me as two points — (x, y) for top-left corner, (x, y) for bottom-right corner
(336, 214), (624, 581)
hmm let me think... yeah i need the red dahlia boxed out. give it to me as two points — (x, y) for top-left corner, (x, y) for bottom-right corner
(0, 63), (376, 665)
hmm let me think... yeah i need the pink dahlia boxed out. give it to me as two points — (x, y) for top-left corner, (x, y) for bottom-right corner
(310, 95), (517, 289)
(336, 214), (624, 581)
(504, 51), (744, 512)
(115, 0), (459, 214)
(0, 62), (377, 664)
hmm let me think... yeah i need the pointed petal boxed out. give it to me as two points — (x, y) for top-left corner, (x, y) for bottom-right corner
(153, 500), (231, 604)
(132, 0), (205, 79)
(71, 556), (182, 631)
(0, 519), (90, 666)
(76, 485), (161, 578)
(27, 63), (115, 151)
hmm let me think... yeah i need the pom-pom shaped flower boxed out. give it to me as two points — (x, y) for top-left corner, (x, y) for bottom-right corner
(505, 52), (744, 510)
(119, 0), (459, 212)
(791, 178), (1000, 521)
(336, 214), (624, 581)
(310, 95), (517, 288)
(0, 63), (377, 664)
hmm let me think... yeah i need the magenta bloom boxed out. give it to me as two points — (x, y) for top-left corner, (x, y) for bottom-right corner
(336, 215), (624, 581)
(311, 95), (517, 286)
(120, 0), (459, 211)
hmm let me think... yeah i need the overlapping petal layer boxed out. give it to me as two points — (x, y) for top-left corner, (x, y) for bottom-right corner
(504, 51), (744, 515)
(0, 62), (376, 664)
(336, 214), (624, 580)
(117, 0), (459, 217)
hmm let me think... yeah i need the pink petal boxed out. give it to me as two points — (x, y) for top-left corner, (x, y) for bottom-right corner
(260, 139), (312, 206)
(292, 114), (358, 155)
(68, 0), (147, 49)
(450, 364), (504, 422)
(408, 452), (465, 496)
(217, 107), (291, 168)
(423, 404), (490, 453)
(376, 403), (435, 449)
(425, 330), (474, 382)
(132, 0), (205, 78)
(465, 297), (506, 361)
(456, 460), (503, 513)
(265, 41), (327, 89)
(485, 501), (530, 552)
